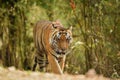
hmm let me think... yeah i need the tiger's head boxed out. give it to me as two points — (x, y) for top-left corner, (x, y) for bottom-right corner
(50, 22), (72, 57)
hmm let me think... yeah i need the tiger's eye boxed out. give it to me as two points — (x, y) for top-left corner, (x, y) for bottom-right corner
(59, 32), (61, 35)
(65, 32), (67, 35)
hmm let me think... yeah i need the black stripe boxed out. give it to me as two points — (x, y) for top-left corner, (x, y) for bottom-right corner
(32, 57), (37, 71)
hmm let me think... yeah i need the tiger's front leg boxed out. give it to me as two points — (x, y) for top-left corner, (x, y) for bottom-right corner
(59, 56), (66, 72)
(47, 53), (63, 74)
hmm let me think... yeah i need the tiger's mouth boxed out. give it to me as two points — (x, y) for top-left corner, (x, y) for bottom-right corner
(56, 50), (66, 55)
(56, 51), (65, 55)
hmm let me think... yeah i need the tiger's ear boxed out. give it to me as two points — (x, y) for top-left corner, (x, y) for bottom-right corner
(52, 21), (59, 29)
(52, 20), (63, 29)
(52, 23), (57, 29)
(68, 26), (72, 31)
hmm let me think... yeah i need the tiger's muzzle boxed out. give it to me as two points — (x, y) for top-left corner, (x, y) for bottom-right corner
(56, 49), (66, 55)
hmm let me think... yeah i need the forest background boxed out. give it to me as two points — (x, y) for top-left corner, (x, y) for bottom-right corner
(0, 0), (120, 78)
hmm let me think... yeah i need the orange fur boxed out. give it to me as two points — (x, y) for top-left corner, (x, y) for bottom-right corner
(33, 20), (72, 74)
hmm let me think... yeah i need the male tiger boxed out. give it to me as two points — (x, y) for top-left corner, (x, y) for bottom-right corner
(32, 20), (72, 74)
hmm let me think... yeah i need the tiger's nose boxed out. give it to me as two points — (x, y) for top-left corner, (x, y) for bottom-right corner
(61, 48), (66, 51)
(61, 49), (66, 54)
(61, 48), (66, 52)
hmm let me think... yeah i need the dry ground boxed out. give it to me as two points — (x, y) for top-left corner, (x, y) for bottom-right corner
(0, 67), (112, 80)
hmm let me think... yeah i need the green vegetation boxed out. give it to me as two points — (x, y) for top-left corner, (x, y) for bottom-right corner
(0, 0), (120, 78)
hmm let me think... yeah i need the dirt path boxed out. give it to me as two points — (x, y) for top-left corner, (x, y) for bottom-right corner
(0, 67), (110, 80)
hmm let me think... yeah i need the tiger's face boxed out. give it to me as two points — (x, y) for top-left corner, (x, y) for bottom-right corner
(50, 25), (72, 56)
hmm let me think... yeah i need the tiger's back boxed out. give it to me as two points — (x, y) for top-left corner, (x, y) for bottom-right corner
(33, 20), (51, 52)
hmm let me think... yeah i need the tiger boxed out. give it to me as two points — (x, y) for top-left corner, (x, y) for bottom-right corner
(32, 20), (72, 74)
